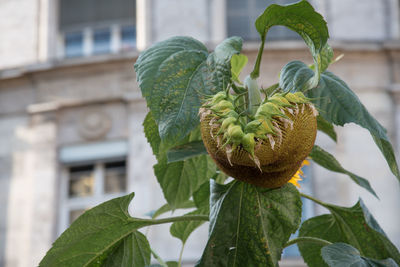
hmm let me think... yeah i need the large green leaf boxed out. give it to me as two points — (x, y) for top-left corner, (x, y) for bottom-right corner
(256, 0), (329, 88)
(167, 141), (208, 163)
(154, 154), (212, 209)
(317, 115), (337, 142)
(310, 145), (377, 198)
(135, 36), (242, 145)
(102, 231), (151, 267)
(170, 207), (208, 244)
(193, 181), (210, 209)
(151, 200), (195, 219)
(144, 112), (215, 209)
(280, 61), (400, 181)
(309, 70), (400, 181)
(298, 200), (400, 267)
(298, 215), (344, 267)
(321, 243), (398, 267)
(39, 193), (153, 267)
(279, 61), (315, 92)
(135, 37), (208, 145)
(197, 181), (302, 267)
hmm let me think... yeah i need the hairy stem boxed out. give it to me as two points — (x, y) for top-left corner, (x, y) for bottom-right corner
(284, 237), (333, 248)
(300, 192), (327, 207)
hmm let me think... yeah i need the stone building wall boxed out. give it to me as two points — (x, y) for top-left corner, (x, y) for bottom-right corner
(0, 0), (400, 266)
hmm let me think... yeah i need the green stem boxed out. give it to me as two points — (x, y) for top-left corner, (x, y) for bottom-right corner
(245, 75), (262, 116)
(250, 33), (267, 79)
(129, 215), (209, 225)
(178, 243), (185, 267)
(151, 247), (168, 267)
(284, 237), (332, 249)
(300, 192), (327, 208)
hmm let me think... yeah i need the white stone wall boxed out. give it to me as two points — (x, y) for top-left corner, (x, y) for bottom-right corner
(0, 0), (400, 266)
(0, 0), (39, 69)
(4, 115), (57, 267)
(152, 0), (209, 43)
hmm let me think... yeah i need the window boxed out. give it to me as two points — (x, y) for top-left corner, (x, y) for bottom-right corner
(227, 0), (300, 41)
(59, 159), (127, 232)
(59, 0), (136, 58)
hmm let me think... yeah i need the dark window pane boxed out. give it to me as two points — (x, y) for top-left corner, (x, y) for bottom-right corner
(68, 165), (94, 197)
(226, 0), (300, 41)
(121, 25), (136, 50)
(60, 0), (136, 30)
(65, 31), (83, 57)
(227, 15), (253, 40)
(104, 161), (126, 194)
(69, 209), (86, 224)
(93, 28), (111, 54)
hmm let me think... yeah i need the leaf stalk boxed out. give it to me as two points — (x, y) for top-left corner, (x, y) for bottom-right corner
(129, 214), (209, 226)
(300, 192), (328, 207)
(284, 237), (332, 248)
(250, 32), (267, 79)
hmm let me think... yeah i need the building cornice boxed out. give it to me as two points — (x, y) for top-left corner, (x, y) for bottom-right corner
(0, 50), (139, 81)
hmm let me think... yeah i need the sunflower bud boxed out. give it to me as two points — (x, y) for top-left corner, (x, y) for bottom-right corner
(200, 90), (317, 188)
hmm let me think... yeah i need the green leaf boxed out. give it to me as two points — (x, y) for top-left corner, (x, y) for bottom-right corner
(102, 231), (151, 267)
(279, 61), (315, 92)
(256, 0), (329, 88)
(147, 262), (178, 267)
(135, 37), (208, 145)
(193, 181), (210, 209)
(144, 112), (214, 209)
(317, 115), (337, 142)
(321, 243), (398, 267)
(310, 145), (378, 198)
(314, 43), (334, 73)
(151, 200), (195, 219)
(154, 155), (212, 209)
(170, 208), (208, 244)
(203, 36), (243, 96)
(143, 112), (162, 157)
(39, 193), (153, 267)
(280, 61), (400, 181)
(167, 141), (207, 163)
(230, 53), (248, 83)
(298, 215), (344, 267)
(135, 36), (242, 145)
(309, 69), (400, 181)
(197, 181), (302, 267)
(298, 200), (400, 267)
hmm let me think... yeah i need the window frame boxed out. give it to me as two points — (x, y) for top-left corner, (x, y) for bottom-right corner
(223, 0), (314, 43)
(58, 158), (128, 235)
(56, 0), (138, 59)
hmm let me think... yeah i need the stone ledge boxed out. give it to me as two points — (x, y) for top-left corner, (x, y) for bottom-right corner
(27, 92), (144, 114)
(0, 50), (139, 81)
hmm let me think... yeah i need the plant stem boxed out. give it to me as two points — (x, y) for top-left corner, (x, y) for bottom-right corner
(178, 243), (185, 267)
(129, 215), (209, 225)
(151, 247), (168, 267)
(300, 192), (327, 207)
(284, 237), (332, 248)
(245, 75), (262, 116)
(250, 33), (267, 79)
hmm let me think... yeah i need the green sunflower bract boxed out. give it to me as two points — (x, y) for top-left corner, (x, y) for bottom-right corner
(200, 91), (318, 188)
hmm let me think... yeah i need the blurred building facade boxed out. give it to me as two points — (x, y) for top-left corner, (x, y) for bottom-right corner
(0, 0), (400, 266)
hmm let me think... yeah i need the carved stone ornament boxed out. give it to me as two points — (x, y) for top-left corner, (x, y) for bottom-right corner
(78, 108), (112, 140)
